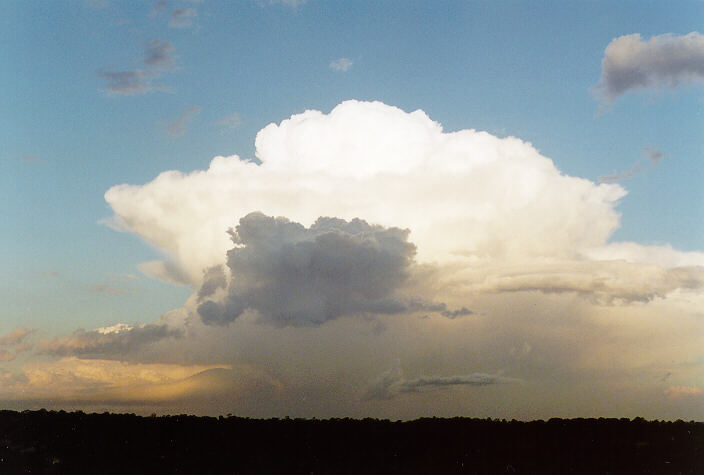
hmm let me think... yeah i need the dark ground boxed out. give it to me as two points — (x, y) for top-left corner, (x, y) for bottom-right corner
(0, 410), (701, 474)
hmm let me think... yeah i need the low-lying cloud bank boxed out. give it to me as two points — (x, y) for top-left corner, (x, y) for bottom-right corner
(0, 328), (36, 362)
(595, 32), (704, 103)
(38, 323), (183, 359)
(364, 361), (520, 401)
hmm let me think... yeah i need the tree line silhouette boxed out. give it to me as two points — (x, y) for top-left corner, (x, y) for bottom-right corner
(0, 410), (701, 473)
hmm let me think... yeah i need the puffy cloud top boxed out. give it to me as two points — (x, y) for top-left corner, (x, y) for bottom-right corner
(105, 100), (626, 287)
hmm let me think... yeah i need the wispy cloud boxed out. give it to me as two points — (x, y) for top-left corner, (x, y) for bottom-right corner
(150, 0), (169, 17)
(143, 40), (177, 70)
(330, 57), (354, 72)
(84, 0), (108, 10)
(87, 283), (132, 295)
(599, 147), (664, 183)
(164, 105), (202, 137)
(98, 69), (169, 96)
(261, 0), (307, 7)
(0, 328), (36, 347)
(216, 112), (243, 130)
(595, 32), (704, 104)
(169, 8), (197, 28)
(99, 39), (178, 96)
(0, 328), (36, 362)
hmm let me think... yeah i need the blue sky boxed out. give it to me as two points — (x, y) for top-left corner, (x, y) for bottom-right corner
(0, 1), (703, 417)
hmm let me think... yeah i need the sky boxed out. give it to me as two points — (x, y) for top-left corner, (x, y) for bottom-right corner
(1, 0), (703, 419)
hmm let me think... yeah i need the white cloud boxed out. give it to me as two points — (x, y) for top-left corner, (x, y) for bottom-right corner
(595, 32), (704, 104)
(330, 57), (354, 72)
(138, 260), (190, 286)
(106, 100), (635, 287)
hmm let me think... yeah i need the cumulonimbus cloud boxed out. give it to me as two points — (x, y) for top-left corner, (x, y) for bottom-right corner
(594, 32), (704, 104)
(104, 100), (703, 306)
(105, 100), (626, 282)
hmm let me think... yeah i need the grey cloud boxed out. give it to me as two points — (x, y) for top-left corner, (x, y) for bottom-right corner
(169, 8), (197, 28)
(98, 40), (176, 96)
(441, 307), (474, 319)
(98, 70), (168, 96)
(197, 212), (417, 327)
(404, 299), (474, 319)
(399, 374), (521, 393)
(595, 32), (704, 104)
(165, 105), (201, 137)
(198, 265), (227, 300)
(143, 40), (176, 70)
(38, 324), (182, 359)
(599, 147), (664, 183)
(364, 361), (520, 400)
